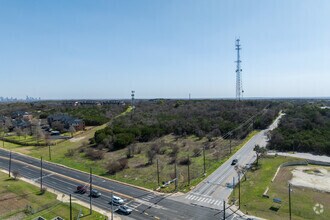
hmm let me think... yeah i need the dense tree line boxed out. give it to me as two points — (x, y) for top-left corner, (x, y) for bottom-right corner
(268, 104), (330, 156)
(92, 100), (280, 151)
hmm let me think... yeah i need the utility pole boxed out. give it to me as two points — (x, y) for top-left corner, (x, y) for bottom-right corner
(289, 183), (292, 220)
(40, 156), (43, 192)
(111, 191), (114, 220)
(187, 155), (190, 186)
(156, 159), (160, 186)
(233, 176), (235, 198)
(203, 146), (206, 175)
(70, 194), (72, 220)
(230, 139), (232, 154)
(90, 167), (92, 215)
(238, 173), (241, 209)
(175, 162), (178, 191)
(223, 200), (226, 220)
(8, 151), (11, 177)
(48, 145), (51, 160)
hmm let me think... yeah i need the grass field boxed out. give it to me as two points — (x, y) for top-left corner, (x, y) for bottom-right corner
(0, 106), (258, 192)
(0, 129), (258, 192)
(0, 171), (104, 220)
(230, 156), (330, 220)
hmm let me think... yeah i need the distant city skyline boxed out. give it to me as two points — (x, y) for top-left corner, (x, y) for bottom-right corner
(0, 1), (329, 99)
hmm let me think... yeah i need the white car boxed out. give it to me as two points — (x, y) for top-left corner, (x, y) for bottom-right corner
(118, 205), (132, 214)
(111, 195), (124, 205)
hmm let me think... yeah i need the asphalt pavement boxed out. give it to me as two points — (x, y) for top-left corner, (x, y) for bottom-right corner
(0, 148), (239, 220)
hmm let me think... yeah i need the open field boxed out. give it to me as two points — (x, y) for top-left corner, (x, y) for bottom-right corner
(230, 156), (330, 220)
(0, 129), (257, 192)
(0, 171), (103, 220)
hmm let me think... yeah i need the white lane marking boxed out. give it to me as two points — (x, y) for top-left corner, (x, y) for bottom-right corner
(32, 173), (53, 181)
(186, 195), (193, 200)
(197, 197), (202, 202)
(210, 199), (215, 204)
(200, 198), (206, 202)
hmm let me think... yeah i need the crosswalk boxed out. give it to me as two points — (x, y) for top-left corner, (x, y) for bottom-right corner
(185, 194), (223, 206)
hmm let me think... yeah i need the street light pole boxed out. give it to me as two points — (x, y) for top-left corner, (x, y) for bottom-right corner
(111, 191), (114, 220)
(48, 145), (51, 160)
(187, 155), (190, 186)
(289, 183), (292, 220)
(8, 151), (12, 177)
(40, 156), (43, 192)
(90, 167), (92, 215)
(70, 194), (72, 220)
(203, 146), (206, 175)
(238, 173), (241, 209)
(157, 159), (160, 186)
(223, 200), (226, 220)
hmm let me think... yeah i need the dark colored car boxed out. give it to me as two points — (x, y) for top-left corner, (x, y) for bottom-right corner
(76, 185), (87, 194)
(231, 159), (238, 165)
(90, 189), (101, 197)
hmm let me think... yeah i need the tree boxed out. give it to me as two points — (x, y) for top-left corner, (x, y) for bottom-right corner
(253, 144), (266, 166)
(235, 165), (248, 181)
(69, 125), (76, 137)
(12, 170), (20, 180)
(14, 127), (23, 139)
(146, 148), (156, 165)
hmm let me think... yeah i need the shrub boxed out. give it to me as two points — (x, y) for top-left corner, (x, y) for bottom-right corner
(193, 147), (201, 157)
(106, 160), (127, 175)
(65, 149), (75, 157)
(118, 158), (129, 169)
(179, 157), (191, 166)
(85, 148), (105, 160)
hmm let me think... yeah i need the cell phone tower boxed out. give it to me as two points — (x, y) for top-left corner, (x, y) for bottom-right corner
(131, 90), (135, 108)
(235, 38), (243, 101)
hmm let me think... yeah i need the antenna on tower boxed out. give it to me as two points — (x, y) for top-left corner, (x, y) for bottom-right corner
(235, 38), (243, 101)
(131, 90), (135, 108)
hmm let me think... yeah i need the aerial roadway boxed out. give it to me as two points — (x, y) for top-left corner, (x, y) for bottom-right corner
(0, 148), (241, 220)
(177, 113), (284, 210)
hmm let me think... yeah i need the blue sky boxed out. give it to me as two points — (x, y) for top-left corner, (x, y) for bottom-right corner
(0, 0), (329, 99)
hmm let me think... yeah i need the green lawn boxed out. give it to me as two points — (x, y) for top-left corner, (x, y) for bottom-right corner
(230, 156), (330, 220)
(0, 171), (104, 220)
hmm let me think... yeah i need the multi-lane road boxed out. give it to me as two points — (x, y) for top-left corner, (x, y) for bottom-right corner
(0, 148), (240, 220)
(0, 113), (283, 219)
(175, 113), (284, 210)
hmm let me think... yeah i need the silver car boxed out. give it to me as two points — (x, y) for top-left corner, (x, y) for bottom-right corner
(118, 205), (132, 214)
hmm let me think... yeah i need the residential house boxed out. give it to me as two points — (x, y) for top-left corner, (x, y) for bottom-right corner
(47, 114), (85, 131)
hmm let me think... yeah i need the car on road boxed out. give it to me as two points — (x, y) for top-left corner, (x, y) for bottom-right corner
(231, 159), (238, 165)
(90, 189), (101, 197)
(76, 185), (87, 194)
(110, 195), (124, 205)
(117, 205), (132, 214)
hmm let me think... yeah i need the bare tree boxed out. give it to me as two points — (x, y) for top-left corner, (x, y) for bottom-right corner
(69, 125), (76, 137)
(12, 170), (20, 180)
(235, 165), (248, 181)
(146, 148), (156, 165)
(14, 127), (23, 139)
(253, 144), (266, 166)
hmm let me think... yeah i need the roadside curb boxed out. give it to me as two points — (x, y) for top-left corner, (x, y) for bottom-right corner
(0, 168), (121, 220)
